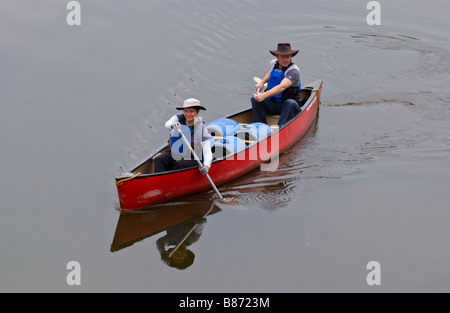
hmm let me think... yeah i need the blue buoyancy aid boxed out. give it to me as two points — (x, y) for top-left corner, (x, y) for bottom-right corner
(170, 115), (210, 160)
(170, 115), (194, 156)
(267, 62), (301, 103)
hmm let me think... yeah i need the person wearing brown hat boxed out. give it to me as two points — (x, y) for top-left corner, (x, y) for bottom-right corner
(252, 43), (302, 127)
(154, 98), (212, 175)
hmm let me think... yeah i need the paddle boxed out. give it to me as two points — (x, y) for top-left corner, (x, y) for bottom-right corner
(176, 127), (223, 199)
(174, 121), (248, 211)
(167, 194), (246, 259)
(167, 200), (216, 258)
(254, 76), (267, 94)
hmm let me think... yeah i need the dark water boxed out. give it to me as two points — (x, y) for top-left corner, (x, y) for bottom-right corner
(1, 0), (450, 292)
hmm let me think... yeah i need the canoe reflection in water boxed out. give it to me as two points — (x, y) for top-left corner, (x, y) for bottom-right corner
(111, 198), (220, 270)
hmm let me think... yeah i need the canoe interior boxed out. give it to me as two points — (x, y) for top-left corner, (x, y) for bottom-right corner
(131, 88), (313, 175)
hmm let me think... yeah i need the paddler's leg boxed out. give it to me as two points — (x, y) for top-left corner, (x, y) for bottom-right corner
(172, 159), (199, 170)
(251, 96), (266, 123)
(278, 99), (300, 127)
(251, 97), (279, 124)
(154, 151), (176, 173)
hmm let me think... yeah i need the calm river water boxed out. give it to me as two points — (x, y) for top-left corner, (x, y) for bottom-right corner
(1, 0), (450, 292)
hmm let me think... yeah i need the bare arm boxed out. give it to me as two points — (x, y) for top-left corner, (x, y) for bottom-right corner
(254, 77), (293, 102)
(255, 71), (271, 91)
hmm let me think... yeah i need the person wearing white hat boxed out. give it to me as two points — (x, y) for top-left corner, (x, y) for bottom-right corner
(252, 43), (302, 127)
(154, 98), (212, 175)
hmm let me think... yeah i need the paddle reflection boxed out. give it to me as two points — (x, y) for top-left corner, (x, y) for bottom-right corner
(156, 214), (207, 269)
(111, 199), (220, 270)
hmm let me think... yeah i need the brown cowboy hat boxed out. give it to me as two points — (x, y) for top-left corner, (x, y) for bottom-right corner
(269, 43), (299, 57)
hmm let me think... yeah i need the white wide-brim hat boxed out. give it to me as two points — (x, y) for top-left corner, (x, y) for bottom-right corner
(176, 98), (206, 110)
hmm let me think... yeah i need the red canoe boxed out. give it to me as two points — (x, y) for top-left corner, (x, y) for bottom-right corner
(115, 80), (323, 210)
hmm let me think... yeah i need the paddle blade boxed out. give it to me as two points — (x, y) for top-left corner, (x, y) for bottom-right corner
(253, 76), (267, 88)
(214, 198), (248, 211)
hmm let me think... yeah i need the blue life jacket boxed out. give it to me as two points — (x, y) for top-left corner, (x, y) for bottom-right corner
(267, 62), (301, 103)
(170, 116), (211, 160)
(170, 116), (194, 157)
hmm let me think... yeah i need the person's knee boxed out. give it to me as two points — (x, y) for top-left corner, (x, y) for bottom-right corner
(153, 155), (166, 173)
(285, 100), (299, 113)
(251, 97), (258, 108)
(154, 155), (165, 166)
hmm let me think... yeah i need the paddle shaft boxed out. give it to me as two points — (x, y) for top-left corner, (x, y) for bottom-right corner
(168, 200), (216, 258)
(176, 128), (223, 199)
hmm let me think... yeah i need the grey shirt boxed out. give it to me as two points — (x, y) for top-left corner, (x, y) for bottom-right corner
(269, 59), (301, 87)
